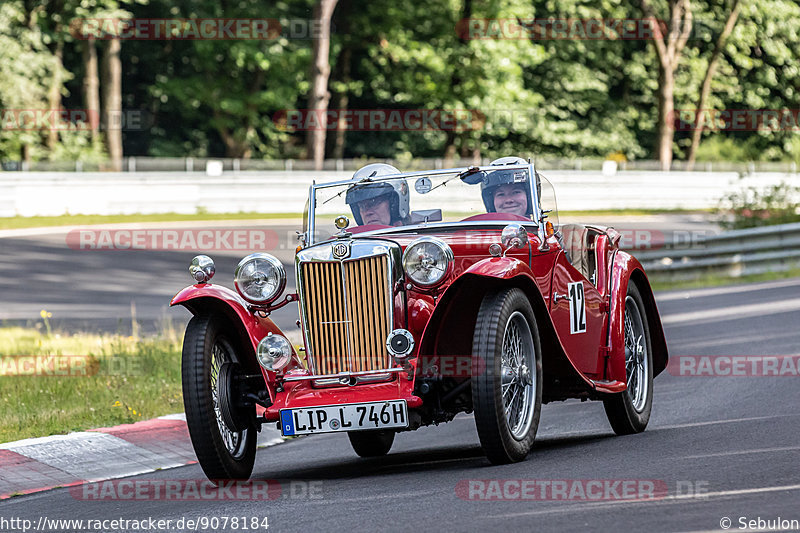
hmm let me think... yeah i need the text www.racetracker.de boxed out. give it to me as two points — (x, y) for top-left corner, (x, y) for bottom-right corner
(0, 515), (270, 532)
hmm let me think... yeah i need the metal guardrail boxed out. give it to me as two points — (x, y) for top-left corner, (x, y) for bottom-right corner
(633, 222), (800, 281)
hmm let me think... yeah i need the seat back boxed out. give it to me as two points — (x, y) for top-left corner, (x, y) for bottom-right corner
(559, 224), (599, 284)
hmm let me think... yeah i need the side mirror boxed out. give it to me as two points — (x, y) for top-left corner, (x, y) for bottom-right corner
(459, 166), (486, 185)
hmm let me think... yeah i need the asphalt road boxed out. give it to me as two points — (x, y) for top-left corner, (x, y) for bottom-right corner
(1, 277), (799, 533)
(0, 222), (303, 336)
(0, 214), (717, 336)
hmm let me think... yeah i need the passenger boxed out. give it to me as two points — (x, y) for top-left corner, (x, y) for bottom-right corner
(345, 164), (410, 227)
(480, 156), (534, 219)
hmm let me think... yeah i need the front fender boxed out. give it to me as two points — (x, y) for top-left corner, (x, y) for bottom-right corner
(171, 284), (293, 378)
(462, 255), (536, 279)
(607, 252), (669, 384)
(418, 254), (600, 402)
(416, 257), (538, 379)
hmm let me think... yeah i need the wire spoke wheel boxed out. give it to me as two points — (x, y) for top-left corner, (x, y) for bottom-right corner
(603, 283), (654, 435)
(472, 288), (542, 464)
(182, 314), (256, 481)
(501, 312), (536, 440)
(624, 296), (649, 413)
(210, 342), (249, 459)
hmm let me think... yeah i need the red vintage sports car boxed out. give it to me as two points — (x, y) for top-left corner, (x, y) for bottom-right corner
(172, 157), (668, 481)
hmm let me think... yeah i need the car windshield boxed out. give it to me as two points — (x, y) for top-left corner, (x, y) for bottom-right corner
(305, 165), (558, 244)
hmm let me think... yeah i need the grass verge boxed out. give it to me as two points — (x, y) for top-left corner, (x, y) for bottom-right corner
(0, 212), (303, 230)
(0, 325), (183, 443)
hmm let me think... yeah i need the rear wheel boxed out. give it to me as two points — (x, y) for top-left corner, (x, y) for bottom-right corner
(182, 314), (256, 481)
(348, 430), (395, 457)
(472, 288), (542, 464)
(603, 282), (654, 434)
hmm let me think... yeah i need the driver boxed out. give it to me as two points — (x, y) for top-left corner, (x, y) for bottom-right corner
(480, 156), (534, 219)
(345, 163), (410, 227)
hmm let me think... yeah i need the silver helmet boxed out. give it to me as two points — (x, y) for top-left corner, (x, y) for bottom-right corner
(480, 156), (534, 215)
(345, 164), (410, 225)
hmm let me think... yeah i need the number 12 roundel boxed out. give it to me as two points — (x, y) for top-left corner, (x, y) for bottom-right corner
(568, 281), (586, 334)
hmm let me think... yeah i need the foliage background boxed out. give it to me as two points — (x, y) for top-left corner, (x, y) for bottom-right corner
(1, 0), (799, 164)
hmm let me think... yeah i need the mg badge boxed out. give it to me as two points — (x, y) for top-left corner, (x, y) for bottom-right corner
(332, 241), (350, 259)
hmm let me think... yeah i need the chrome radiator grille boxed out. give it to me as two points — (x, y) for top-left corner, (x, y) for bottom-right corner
(300, 255), (392, 375)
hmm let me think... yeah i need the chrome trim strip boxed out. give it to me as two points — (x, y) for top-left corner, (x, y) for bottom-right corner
(338, 257), (355, 374)
(311, 164), (532, 191)
(308, 183), (316, 253)
(528, 159), (542, 226)
(283, 367), (405, 382)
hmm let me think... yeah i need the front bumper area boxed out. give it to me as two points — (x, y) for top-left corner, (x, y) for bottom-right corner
(264, 379), (422, 421)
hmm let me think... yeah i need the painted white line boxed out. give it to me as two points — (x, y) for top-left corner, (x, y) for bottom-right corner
(667, 330), (800, 351)
(683, 445), (800, 459)
(490, 484), (800, 519)
(158, 413), (187, 421)
(298, 489), (440, 505)
(655, 414), (800, 431)
(661, 298), (800, 325)
(656, 278), (800, 302)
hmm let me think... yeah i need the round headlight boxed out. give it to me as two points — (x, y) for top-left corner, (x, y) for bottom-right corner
(256, 333), (292, 371)
(402, 237), (454, 288)
(234, 253), (286, 304)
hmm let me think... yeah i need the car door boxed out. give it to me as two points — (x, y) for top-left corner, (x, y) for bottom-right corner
(548, 251), (606, 379)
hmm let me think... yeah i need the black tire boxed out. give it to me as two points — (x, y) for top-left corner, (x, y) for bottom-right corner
(472, 288), (543, 464)
(603, 282), (654, 435)
(182, 314), (256, 481)
(348, 430), (395, 457)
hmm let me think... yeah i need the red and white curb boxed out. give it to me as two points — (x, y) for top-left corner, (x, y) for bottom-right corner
(0, 414), (284, 499)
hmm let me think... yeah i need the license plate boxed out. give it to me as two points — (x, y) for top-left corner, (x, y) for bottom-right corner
(280, 400), (408, 436)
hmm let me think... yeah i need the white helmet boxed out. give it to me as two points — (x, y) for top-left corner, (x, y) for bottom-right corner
(477, 157), (533, 215)
(345, 164), (410, 225)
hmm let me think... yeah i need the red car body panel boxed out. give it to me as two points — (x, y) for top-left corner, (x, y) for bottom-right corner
(170, 284), (296, 403)
(173, 222), (668, 420)
(606, 251), (669, 384)
(548, 252), (606, 379)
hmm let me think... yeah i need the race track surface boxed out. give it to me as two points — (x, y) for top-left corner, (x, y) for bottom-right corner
(0, 216), (717, 336)
(1, 278), (798, 532)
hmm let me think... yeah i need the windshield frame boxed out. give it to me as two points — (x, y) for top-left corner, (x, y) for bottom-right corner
(306, 162), (543, 246)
